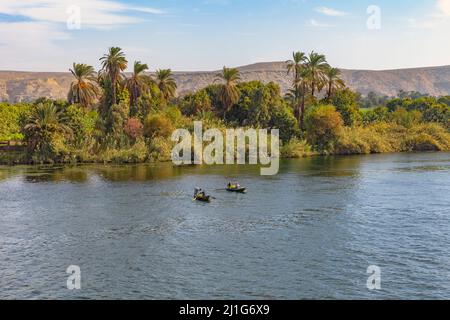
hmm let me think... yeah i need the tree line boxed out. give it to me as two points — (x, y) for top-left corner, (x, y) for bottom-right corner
(0, 47), (449, 164)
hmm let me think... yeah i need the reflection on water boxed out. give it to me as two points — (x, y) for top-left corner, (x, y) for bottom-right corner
(1, 152), (450, 299)
(1, 156), (367, 183)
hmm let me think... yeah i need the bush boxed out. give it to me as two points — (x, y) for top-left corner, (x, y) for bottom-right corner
(64, 104), (99, 148)
(391, 107), (422, 128)
(334, 126), (393, 154)
(334, 127), (371, 155)
(23, 102), (73, 163)
(148, 136), (173, 162)
(333, 122), (450, 155)
(97, 140), (148, 163)
(124, 117), (144, 140)
(360, 106), (389, 125)
(403, 133), (442, 151)
(0, 103), (31, 142)
(405, 123), (450, 151)
(281, 139), (315, 158)
(305, 105), (344, 152)
(144, 114), (174, 139)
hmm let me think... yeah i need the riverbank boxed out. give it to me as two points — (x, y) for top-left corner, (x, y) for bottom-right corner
(3, 119), (450, 165)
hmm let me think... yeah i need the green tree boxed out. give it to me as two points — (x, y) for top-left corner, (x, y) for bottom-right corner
(155, 69), (177, 102)
(422, 103), (449, 128)
(305, 51), (329, 97)
(391, 107), (422, 128)
(286, 51), (307, 124)
(305, 105), (343, 151)
(360, 106), (389, 125)
(0, 103), (31, 142)
(68, 63), (99, 108)
(136, 83), (165, 118)
(180, 89), (212, 116)
(215, 67), (241, 119)
(99, 47), (128, 106)
(65, 104), (99, 148)
(329, 88), (361, 126)
(23, 102), (72, 162)
(269, 102), (299, 142)
(324, 67), (345, 101)
(125, 61), (149, 111)
(144, 114), (174, 138)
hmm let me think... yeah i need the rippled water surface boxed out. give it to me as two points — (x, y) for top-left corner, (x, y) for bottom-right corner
(1, 153), (450, 299)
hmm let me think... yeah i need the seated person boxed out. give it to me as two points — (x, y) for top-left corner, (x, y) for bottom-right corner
(194, 188), (206, 198)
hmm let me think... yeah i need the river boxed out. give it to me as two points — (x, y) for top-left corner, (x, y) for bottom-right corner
(1, 152), (450, 299)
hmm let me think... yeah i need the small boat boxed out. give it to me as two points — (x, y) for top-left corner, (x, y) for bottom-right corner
(193, 187), (211, 202)
(226, 187), (246, 193)
(226, 184), (247, 193)
(194, 195), (211, 202)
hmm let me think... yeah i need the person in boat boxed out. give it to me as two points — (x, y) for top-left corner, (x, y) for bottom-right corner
(194, 187), (206, 199)
(228, 182), (240, 189)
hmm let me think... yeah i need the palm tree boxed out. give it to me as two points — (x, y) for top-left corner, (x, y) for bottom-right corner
(24, 102), (72, 160)
(324, 67), (345, 101)
(305, 51), (329, 97)
(155, 69), (177, 102)
(286, 51), (307, 123)
(125, 61), (149, 107)
(68, 63), (99, 108)
(99, 47), (128, 105)
(215, 67), (241, 119)
(286, 51), (306, 84)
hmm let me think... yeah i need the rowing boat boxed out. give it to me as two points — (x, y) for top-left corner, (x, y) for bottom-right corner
(226, 187), (247, 193)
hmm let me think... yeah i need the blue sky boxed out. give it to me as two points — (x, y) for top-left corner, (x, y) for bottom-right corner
(1, 0), (450, 71)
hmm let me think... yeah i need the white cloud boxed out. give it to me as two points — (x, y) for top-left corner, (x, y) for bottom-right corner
(0, 0), (163, 29)
(0, 22), (70, 71)
(315, 6), (348, 17)
(0, 0), (164, 71)
(437, 0), (450, 16)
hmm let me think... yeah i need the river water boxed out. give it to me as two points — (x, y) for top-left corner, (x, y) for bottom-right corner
(1, 152), (450, 299)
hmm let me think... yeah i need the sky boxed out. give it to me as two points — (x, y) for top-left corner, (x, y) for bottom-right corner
(1, 0), (450, 72)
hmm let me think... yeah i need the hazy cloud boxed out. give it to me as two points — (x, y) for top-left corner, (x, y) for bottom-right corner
(0, 0), (164, 29)
(315, 6), (348, 17)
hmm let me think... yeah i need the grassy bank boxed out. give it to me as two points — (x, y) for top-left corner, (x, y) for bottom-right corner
(2, 121), (449, 166)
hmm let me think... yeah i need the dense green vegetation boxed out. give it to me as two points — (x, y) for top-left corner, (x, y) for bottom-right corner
(1, 47), (450, 164)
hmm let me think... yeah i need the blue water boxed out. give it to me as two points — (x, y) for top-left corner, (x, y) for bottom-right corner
(0, 152), (450, 299)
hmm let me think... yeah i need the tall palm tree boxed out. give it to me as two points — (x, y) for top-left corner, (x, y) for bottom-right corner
(99, 47), (128, 105)
(155, 69), (177, 102)
(125, 61), (149, 107)
(68, 63), (99, 108)
(286, 51), (307, 124)
(215, 67), (241, 119)
(286, 51), (306, 84)
(305, 51), (329, 97)
(324, 67), (345, 101)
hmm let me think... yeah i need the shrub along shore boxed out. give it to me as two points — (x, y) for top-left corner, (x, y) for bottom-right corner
(1, 48), (449, 165)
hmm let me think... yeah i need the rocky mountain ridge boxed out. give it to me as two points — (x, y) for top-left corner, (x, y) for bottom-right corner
(2, 62), (450, 103)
